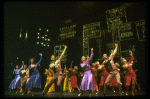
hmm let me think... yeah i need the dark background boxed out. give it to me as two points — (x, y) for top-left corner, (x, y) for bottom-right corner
(4, 2), (147, 92)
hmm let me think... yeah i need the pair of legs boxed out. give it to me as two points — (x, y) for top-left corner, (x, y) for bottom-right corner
(125, 75), (137, 96)
(21, 77), (30, 95)
(42, 74), (63, 96)
(79, 71), (94, 97)
(72, 87), (80, 92)
(104, 71), (122, 95)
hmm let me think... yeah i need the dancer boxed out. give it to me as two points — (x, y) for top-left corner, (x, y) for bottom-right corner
(26, 53), (42, 96)
(121, 51), (137, 96)
(91, 63), (98, 92)
(63, 65), (71, 92)
(78, 48), (94, 97)
(109, 63), (120, 93)
(9, 61), (24, 93)
(42, 45), (67, 98)
(44, 68), (55, 93)
(95, 62), (109, 95)
(70, 61), (80, 92)
(20, 64), (30, 95)
(102, 44), (122, 96)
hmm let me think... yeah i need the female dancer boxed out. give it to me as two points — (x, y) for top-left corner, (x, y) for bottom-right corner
(63, 65), (71, 92)
(78, 48), (94, 97)
(91, 63), (98, 92)
(44, 68), (55, 93)
(70, 61), (80, 92)
(95, 61), (109, 95)
(26, 53), (42, 96)
(42, 45), (67, 98)
(121, 51), (137, 96)
(9, 61), (24, 93)
(20, 64), (30, 95)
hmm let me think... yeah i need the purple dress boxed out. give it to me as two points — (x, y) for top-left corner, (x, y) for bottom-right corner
(80, 52), (95, 91)
(26, 56), (42, 90)
(9, 64), (24, 89)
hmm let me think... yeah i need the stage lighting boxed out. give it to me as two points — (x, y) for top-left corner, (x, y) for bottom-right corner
(39, 28), (41, 30)
(37, 36), (39, 39)
(37, 42), (39, 44)
(25, 32), (27, 38)
(48, 39), (50, 41)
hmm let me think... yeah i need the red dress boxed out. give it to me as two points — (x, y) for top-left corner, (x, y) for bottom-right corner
(124, 55), (137, 86)
(91, 67), (98, 86)
(109, 77), (117, 87)
(70, 66), (78, 88)
(99, 67), (109, 86)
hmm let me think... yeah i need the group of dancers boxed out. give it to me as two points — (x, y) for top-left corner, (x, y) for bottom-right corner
(8, 44), (141, 97)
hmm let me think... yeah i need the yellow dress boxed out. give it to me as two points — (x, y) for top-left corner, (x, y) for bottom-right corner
(44, 70), (55, 93)
(63, 67), (72, 92)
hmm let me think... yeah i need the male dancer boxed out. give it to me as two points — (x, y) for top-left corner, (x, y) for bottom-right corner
(42, 45), (67, 98)
(102, 44), (122, 96)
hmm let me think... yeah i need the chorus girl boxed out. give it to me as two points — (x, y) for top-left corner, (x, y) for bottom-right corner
(78, 48), (95, 97)
(9, 61), (24, 93)
(26, 53), (42, 96)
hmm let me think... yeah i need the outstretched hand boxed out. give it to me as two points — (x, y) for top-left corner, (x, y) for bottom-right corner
(39, 53), (42, 56)
(91, 48), (93, 53)
(22, 61), (24, 64)
(65, 45), (67, 49)
(129, 51), (133, 56)
(115, 43), (118, 47)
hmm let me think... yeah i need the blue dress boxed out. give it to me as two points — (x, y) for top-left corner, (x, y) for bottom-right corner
(26, 56), (42, 90)
(9, 64), (24, 89)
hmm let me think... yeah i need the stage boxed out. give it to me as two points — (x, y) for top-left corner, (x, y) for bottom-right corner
(4, 90), (145, 98)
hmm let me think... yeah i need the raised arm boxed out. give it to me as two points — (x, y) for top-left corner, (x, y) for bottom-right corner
(18, 61), (24, 71)
(89, 48), (94, 61)
(108, 44), (118, 60)
(128, 51), (134, 64)
(34, 53), (42, 67)
(70, 61), (73, 72)
(55, 45), (67, 64)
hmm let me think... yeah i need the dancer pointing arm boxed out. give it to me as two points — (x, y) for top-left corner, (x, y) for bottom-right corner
(42, 45), (67, 98)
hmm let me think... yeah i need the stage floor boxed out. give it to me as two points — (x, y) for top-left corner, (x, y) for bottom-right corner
(4, 90), (145, 98)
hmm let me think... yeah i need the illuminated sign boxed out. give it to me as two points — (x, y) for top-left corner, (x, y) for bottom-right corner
(83, 22), (101, 38)
(106, 6), (127, 22)
(58, 24), (76, 41)
(135, 20), (145, 41)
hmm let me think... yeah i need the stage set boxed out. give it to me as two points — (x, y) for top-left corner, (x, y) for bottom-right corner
(4, 2), (146, 98)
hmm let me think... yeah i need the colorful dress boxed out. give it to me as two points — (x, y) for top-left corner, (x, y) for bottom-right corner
(70, 66), (78, 88)
(9, 64), (24, 89)
(44, 70), (55, 92)
(26, 56), (42, 90)
(80, 52), (95, 91)
(99, 67), (109, 86)
(124, 55), (137, 86)
(63, 69), (72, 92)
